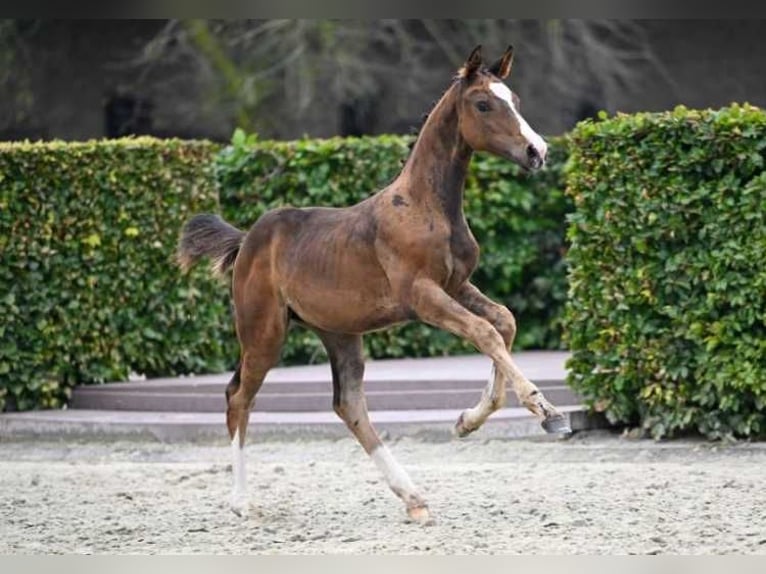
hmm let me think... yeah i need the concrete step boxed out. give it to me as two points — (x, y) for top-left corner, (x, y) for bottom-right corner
(0, 405), (590, 443)
(75, 376), (565, 395)
(67, 352), (578, 414)
(1, 353), (603, 443)
(70, 385), (579, 413)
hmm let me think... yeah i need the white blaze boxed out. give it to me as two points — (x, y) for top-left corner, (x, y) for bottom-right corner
(489, 82), (548, 159)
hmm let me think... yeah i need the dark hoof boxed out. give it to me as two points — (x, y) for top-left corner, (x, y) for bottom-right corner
(541, 414), (572, 435)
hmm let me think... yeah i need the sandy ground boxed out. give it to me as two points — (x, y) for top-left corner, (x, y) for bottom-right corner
(1, 431), (765, 554)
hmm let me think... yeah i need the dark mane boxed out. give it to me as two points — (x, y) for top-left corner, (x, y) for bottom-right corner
(403, 76), (463, 162)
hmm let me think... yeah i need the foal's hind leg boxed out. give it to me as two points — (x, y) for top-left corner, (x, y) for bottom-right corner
(226, 290), (287, 518)
(315, 330), (431, 524)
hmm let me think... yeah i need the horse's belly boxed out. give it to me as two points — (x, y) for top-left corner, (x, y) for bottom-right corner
(286, 285), (410, 334)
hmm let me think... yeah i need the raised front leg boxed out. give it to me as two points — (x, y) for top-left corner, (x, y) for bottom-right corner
(411, 279), (570, 436)
(452, 283), (515, 436)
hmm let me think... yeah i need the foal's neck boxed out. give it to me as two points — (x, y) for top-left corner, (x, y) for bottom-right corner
(398, 83), (472, 221)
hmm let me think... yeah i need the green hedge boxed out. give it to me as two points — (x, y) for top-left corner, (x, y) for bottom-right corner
(0, 138), (229, 410)
(1, 132), (570, 411)
(214, 130), (570, 364)
(564, 104), (766, 439)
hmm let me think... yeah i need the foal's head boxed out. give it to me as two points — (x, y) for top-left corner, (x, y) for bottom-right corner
(455, 45), (548, 171)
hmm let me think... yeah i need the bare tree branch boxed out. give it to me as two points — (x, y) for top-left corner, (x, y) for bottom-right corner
(103, 19), (663, 138)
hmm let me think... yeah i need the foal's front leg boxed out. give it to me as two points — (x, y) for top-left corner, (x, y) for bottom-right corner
(411, 279), (570, 436)
(452, 282), (516, 436)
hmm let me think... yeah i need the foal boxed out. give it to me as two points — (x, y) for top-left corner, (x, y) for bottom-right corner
(178, 45), (570, 523)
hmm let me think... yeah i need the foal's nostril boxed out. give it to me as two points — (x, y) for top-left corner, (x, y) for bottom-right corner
(526, 144), (538, 159)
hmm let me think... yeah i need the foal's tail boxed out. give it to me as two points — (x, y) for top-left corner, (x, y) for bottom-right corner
(176, 214), (246, 277)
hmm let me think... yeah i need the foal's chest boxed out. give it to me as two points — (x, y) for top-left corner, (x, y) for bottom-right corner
(445, 221), (480, 291)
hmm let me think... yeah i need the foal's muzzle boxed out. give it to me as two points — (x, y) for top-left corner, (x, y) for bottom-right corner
(526, 143), (545, 170)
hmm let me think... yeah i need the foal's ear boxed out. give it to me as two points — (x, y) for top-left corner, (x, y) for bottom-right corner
(460, 44), (483, 79)
(489, 45), (514, 79)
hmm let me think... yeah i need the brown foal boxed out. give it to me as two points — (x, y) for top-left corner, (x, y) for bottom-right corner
(177, 45), (571, 524)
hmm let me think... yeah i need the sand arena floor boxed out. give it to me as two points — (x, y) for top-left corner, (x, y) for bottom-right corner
(1, 431), (765, 554)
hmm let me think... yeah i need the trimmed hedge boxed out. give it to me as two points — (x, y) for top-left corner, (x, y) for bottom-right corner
(565, 104), (766, 439)
(0, 138), (229, 410)
(214, 130), (570, 364)
(2, 132), (570, 411)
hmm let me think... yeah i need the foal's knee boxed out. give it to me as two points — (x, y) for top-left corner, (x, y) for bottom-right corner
(495, 306), (517, 349)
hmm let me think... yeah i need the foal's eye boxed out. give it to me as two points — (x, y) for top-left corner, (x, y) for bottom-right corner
(475, 101), (491, 113)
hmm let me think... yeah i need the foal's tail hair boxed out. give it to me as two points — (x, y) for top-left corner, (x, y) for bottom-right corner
(176, 213), (245, 277)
